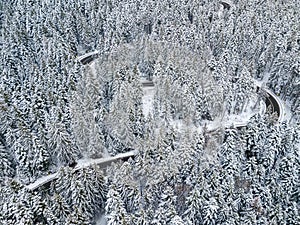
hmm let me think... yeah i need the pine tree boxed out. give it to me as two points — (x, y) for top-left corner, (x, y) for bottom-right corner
(183, 185), (203, 224)
(170, 215), (185, 225)
(31, 132), (50, 178)
(151, 186), (178, 225)
(131, 208), (150, 225)
(50, 193), (71, 223)
(70, 166), (106, 220)
(70, 64), (107, 158)
(0, 143), (14, 178)
(105, 184), (129, 225)
(46, 108), (79, 166)
(14, 190), (35, 225)
(43, 207), (60, 225)
(65, 208), (90, 225)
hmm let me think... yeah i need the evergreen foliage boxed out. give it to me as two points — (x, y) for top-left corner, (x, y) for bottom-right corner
(0, 0), (299, 224)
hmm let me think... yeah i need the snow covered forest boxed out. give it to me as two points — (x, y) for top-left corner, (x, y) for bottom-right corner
(0, 0), (299, 224)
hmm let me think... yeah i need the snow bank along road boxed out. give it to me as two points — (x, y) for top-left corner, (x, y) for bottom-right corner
(25, 53), (286, 191)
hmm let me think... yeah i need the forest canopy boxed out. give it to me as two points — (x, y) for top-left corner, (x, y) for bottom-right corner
(0, 0), (299, 224)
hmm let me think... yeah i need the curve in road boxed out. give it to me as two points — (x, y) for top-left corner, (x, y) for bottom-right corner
(264, 88), (284, 122)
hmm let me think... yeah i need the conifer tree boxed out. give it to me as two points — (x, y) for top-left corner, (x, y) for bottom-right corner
(183, 185), (203, 224)
(105, 184), (129, 225)
(151, 186), (178, 224)
(50, 193), (71, 224)
(65, 208), (90, 225)
(0, 143), (14, 178)
(46, 108), (79, 166)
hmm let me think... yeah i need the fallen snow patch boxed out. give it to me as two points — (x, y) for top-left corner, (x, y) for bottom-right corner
(142, 86), (155, 116)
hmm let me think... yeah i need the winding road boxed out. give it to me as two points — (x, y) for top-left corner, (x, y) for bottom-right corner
(25, 52), (286, 191)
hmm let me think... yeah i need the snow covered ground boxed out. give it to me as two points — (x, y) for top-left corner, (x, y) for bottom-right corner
(96, 215), (106, 225)
(142, 86), (155, 116)
(220, 98), (266, 129)
(141, 83), (266, 133)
